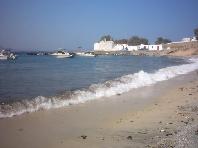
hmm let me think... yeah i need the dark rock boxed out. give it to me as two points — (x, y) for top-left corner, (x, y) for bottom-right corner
(184, 121), (189, 125)
(81, 135), (87, 139)
(189, 94), (192, 95)
(179, 87), (184, 91)
(166, 133), (173, 136)
(18, 128), (23, 132)
(138, 131), (147, 134)
(127, 136), (132, 140)
(195, 129), (198, 136)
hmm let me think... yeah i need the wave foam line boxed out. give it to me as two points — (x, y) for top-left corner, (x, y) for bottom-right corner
(0, 58), (198, 118)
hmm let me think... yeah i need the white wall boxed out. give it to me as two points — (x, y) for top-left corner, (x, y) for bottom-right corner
(94, 43), (100, 50)
(138, 44), (163, 50)
(94, 41), (115, 51)
(113, 44), (124, 51)
(94, 41), (163, 51)
(148, 45), (163, 50)
(182, 38), (191, 42)
(127, 46), (138, 51)
(139, 44), (149, 50)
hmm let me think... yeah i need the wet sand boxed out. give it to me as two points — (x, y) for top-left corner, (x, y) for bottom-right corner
(0, 71), (198, 148)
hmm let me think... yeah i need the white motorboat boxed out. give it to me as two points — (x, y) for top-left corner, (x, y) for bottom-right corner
(0, 50), (17, 60)
(50, 50), (73, 58)
(0, 53), (8, 60)
(76, 52), (95, 57)
(8, 53), (17, 60)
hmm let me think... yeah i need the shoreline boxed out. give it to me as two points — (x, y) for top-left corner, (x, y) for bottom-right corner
(94, 48), (198, 57)
(0, 70), (198, 147)
(94, 41), (198, 57)
(1, 56), (197, 118)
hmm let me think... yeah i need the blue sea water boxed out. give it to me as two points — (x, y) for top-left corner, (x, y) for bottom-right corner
(1, 54), (198, 118)
(0, 54), (187, 103)
(0, 54), (185, 102)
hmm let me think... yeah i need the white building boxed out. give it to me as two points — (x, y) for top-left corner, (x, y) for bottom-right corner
(171, 37), (197, 44)
(146, 44), (163, 50)
(191, 36), (197, 41)
(113, 44), (125, 51)
(94, 40), (115, 51)
(94, 40), (126, 51)
(182, 38), (191, 42)
(94, 40), (163, 51)
(127, 46), (138, 51)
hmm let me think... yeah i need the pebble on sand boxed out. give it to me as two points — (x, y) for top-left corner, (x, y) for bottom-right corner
(81, 135), (87, 139)
(127, 136), (132, 140)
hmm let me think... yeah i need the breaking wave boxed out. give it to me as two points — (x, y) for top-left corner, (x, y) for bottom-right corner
(0, 57), (198, 118)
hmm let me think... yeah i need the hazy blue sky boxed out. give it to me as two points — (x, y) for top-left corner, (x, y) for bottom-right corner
(0, 0), (198, 50)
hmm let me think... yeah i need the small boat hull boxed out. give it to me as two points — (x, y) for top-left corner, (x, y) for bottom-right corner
(76, 52), (95, 57)
(50, 51), (73, 58)
(55, 55), (73, 58)
(0, 56), (8, 60)
(0, 53), (8, 60)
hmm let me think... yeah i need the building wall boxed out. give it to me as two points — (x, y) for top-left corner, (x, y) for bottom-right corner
(148, 45), (163, 50)
(139, 44), (149, 50)
(171, 37), (197, 44)
(113, 44), (124, 51)
(127, 46), (138, 51)
(94, 41), (115, 51)
(94, 41), (163, 51)
(94, 43), (100, 50)
(182, 38), (191, 42)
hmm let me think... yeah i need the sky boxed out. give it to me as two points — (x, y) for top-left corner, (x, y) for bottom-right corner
(0, 0), (198, 51)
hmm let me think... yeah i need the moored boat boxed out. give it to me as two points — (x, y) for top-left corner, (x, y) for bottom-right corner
(0, 50), (17, 60)
(76, 52), (95, 57)
(50, 50), (73, 58)
(0, 52), (8, 60)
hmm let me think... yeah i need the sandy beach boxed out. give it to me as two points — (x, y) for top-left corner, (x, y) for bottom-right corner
(0, 70), (198, 148)
(0, 1), (198, 147)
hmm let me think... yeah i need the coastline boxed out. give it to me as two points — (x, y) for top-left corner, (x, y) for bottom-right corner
(94, 41), (198, 57)
(0, 70), (198, 147)
(94, 47), (198, 57)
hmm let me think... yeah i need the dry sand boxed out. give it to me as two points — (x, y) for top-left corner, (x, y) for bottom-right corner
(0, 71), (198, 148)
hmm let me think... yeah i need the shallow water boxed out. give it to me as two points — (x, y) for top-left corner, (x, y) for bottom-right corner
(0, 54), (187, 102)
(2, 54), (198, 118)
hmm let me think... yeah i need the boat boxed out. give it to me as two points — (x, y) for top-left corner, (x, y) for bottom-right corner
(0, 52), (8, 60)
(50, 50), (73, 58)
(0, 50), (17, 60)
(8, 53), (17, 60)
(76, 52), (95, 57)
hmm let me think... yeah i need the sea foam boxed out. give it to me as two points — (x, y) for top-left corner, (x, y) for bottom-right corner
(0, 57), (198, 118)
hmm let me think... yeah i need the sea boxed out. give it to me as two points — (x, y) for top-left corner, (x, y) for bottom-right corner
(0, 54), (198, 118)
